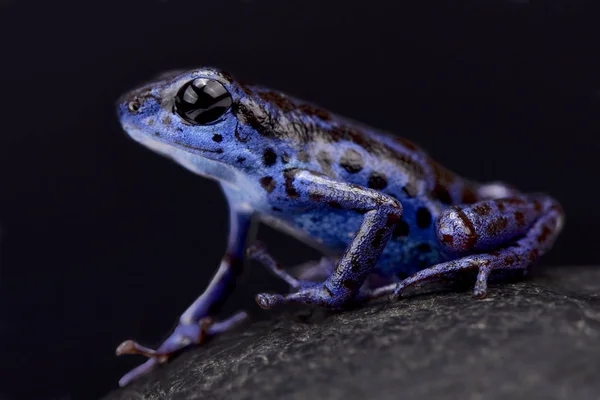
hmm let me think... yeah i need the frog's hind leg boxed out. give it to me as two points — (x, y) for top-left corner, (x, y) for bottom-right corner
(366, 194), (564, 301)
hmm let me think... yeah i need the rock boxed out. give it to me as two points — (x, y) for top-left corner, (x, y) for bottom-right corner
(103, 267), (600, 400)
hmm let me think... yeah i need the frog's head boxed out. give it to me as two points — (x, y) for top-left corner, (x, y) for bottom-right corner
(117, 67), (268, 179)
(118, 67), (329, 183)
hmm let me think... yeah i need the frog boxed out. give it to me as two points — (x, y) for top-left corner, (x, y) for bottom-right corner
(115, 67), (564, 386)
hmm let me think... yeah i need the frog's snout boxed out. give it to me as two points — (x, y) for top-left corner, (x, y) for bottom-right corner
(116, 80), (164, 121)
(116, 92), (141, 117)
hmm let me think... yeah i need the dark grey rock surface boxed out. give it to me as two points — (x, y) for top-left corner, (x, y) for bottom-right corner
(103, 267), (600, 400)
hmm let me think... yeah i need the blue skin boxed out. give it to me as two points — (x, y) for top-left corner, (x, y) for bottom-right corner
(116, 67), (565, 386)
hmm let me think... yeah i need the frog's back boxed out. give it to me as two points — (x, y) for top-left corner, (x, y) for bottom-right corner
(237, 84), (483, 277)
(236, 84), (481, 208)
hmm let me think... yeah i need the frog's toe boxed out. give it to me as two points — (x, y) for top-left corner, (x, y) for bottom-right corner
(115, 339), (172, 387)
(389, 286), (403, 302)
(116, 311), (248, 386)
(118, 358), (160, 387)
(255, 293), (284, 309)
(116, 340), (161, 358)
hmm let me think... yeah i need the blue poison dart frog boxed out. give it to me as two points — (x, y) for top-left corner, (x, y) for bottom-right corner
(116, 67), (564, 386)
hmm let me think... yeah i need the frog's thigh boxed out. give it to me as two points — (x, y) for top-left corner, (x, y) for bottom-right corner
(366, 195), (564, 300)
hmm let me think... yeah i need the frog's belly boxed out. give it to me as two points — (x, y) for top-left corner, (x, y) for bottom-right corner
(284, 208), (445, 278)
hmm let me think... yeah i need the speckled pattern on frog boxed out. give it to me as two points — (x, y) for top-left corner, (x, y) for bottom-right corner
(115, 67), (564, 386)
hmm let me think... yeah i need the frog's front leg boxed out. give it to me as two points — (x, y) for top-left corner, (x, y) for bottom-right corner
(256, 169), (403, 309)
(116, 204), (254, 386)
(246, 241), (337, 289)
(368, 195), (564, 301)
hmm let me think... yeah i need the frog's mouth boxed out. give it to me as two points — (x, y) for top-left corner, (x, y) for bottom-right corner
(174, 141), (224, 155)
(122, 124), (237, 183)
(122, 124), (222, 157)
(123, 126), (177, 158)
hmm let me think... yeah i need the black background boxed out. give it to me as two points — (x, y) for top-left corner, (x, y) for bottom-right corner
(0, 0), (599, 399)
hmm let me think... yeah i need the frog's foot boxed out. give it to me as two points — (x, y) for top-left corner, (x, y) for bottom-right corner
(361, 254), (526, 303)
(116, 311), (248, 386)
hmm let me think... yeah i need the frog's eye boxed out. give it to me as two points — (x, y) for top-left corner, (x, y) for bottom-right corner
(174, 78), (233, 125)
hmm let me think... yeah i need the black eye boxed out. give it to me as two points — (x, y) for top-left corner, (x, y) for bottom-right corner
(174, 78), (232, 125)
